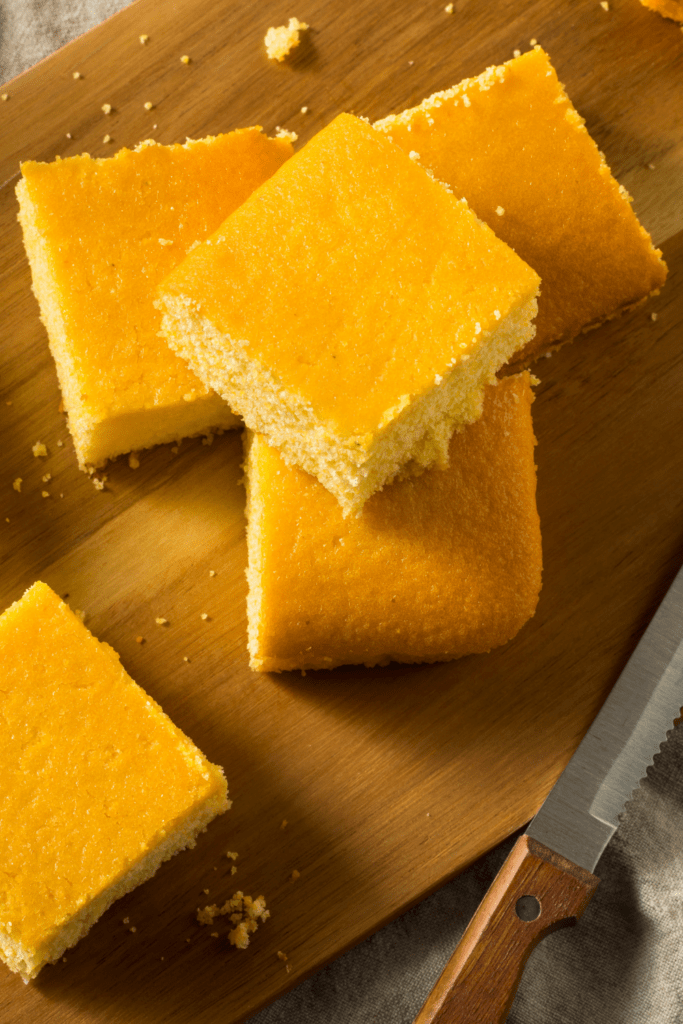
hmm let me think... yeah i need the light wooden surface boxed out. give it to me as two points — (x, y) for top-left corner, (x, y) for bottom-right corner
(0, 1), (682, 1022)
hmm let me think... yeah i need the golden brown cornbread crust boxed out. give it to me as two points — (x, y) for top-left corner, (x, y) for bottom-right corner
(17, 130), (293, 469)
(244, 372), (542, 671)
(159, 114), (540, 516)
(375, 47), (667, 367)
(0, 582), (229, 982)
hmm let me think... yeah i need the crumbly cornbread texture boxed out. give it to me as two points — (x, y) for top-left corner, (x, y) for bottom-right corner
(16, 129), (293, 469)
(374, 47), (667, 366)
(0, 581), (229, 982)
(159, 114), (540, 516)
(264, 17), (308, 61)
(244, 372), (542, 671)
(640, 0), (683, 19)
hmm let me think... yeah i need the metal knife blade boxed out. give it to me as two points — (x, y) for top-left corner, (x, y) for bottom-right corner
(414, 561), (683, 1024)
(527, 559), (683, 872)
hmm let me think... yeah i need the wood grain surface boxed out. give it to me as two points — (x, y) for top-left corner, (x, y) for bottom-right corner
(0, 1), (682, 1022)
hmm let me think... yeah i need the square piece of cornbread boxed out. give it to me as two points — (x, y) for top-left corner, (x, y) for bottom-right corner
(159, 113), (540, 516)
(374, 47), (667, 366)
(17, 129), (293, 469)
(245, 372), (542, 671)
(0, 581), (229, 982)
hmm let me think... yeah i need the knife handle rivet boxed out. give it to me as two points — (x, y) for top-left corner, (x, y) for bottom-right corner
(515, 894), (541, 921)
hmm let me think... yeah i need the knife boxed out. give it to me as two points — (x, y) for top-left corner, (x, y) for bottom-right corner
(414, 561), (683, 1024)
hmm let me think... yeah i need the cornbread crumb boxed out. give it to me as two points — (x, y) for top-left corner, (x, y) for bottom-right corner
(183, 656), (190, 662)
(600, 1), (609, 8)
(155, 617), (168, 625)
(102, 103), (112, 115)
(197, 892), (269, 949)
(66, 132), (72, 139)
(647, 162), (656, 170)
(140, 34), (149, 44)
(277, 950), (288, 961)
(300, 105), (308, 113)
(200, 612), (209, 621)
(286, 964), (292, 973)
(129, 453), (140, 469)
(226, 851), (238, 860)
(280, 819), (288, 830)
(129, 926), (137, 933)
(42, 490), (50, 498)
(42, 473), (52, 483)
(230, 865), (237, 875)
(122, 917), (130, 925)
(513, 48), (521, 57)
(144, 101), (154, 111)
(264, 17), (309, 62)
(290, 869), (300, 881)
(651, 312), (658, 321)
(180, 54), (191, 64)
(275, 127), (298, 142)
(32, 442), (47, 457)
(92, 476), (106, 490)
(203, 889), (210, 895)
(12, 478), (22, 492)
(72, 71), (82, 79)
(209, 570), (216, 577)
(530, 37), (537, 45)
(1, 94), (8, 101)
(136, 636), (144, 643)
(57, 439), (64, 447)
(496, 206), (505, 216)
(103, 135), (112, 144)
(445, 2), (454, 11)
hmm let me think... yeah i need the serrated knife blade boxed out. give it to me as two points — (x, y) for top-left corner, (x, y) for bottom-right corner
(414, 562), (683, 1024)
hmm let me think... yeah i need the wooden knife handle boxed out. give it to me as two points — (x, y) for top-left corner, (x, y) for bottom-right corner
(413, 835), (599, 1024)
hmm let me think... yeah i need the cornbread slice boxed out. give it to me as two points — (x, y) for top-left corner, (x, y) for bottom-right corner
(159, 113), (540, 516)
(640, 0), (683, 20)
(0, 581), (229, 982)
(375, 47), (667, 366)
(245, 372), (542, 671)
(16, 129), (293, 469)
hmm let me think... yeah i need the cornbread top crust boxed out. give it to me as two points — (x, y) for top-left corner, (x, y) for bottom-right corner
(246, 373), (542, 671)
(17, 130), (292, 422)
(639, 0), (683, 19)
(0, 582), (226, 956)
(159, 113), (540, 438)
(375, 48), (667, 364)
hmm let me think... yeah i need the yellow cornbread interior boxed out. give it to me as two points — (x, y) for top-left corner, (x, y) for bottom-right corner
(375, 47), (667, 366)
(0, 581), (229, 982)
(159, 113), (540, 516)
(245, 373), (542, 671)
(16, 129), (293, 469)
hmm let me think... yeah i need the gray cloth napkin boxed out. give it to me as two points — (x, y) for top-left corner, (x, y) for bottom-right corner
(3, 4), (682, 1022)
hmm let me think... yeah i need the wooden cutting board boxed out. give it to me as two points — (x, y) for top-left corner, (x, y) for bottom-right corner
(0, 1), (682, 1021)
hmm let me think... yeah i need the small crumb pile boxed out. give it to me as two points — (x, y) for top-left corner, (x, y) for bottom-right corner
(264, 17), (308, 62)
(196, 892), (270, 949)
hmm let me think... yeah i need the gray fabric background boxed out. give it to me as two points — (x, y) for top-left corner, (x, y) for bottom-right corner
(3, 4), (682, 1021)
